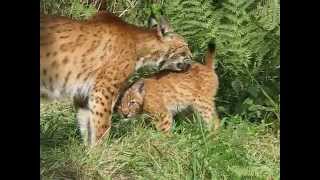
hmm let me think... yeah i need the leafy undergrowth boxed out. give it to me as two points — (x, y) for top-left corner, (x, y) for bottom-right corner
(41, 101), (279, 180)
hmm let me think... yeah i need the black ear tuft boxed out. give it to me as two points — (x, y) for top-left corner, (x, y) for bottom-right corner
(148, 13), (158, 28)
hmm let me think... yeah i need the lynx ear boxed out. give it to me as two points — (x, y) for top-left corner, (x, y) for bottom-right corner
(159, 16), (172, 33)
(132, 80), (145, 95)
(149, 15), (173, 39)
(148, 15), (158, 29)
(156, 16), (173, 39)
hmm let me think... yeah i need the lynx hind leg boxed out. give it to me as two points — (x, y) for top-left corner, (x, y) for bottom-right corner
(76, 108), (91, 145)
(211, 102), (221, 130)
(193, 101), (220, 130)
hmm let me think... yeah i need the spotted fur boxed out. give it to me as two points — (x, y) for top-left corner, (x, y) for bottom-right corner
(40, 11), (192, 146)
(118, 43), (220, 132)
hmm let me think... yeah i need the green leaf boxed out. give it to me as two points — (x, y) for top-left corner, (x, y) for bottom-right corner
(231, 79), (244, 93)
(247, 86), (259, 98)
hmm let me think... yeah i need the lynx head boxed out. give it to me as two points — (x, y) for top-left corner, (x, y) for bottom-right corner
(117, 80), (145, 118)
(135, 15), (192, 72)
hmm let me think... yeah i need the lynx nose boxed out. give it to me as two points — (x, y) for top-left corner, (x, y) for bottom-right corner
(177, 62), (190, 70)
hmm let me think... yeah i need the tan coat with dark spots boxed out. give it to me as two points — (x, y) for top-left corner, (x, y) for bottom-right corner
(118, 43), (220, 132)
(40, 11), (192, 146)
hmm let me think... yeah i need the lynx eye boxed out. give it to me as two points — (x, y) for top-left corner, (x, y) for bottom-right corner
(171, 54), (179, 59)
(180, 52), (187, 57)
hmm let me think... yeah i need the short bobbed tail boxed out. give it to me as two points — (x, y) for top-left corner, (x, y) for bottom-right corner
(204, 41), (216, 68)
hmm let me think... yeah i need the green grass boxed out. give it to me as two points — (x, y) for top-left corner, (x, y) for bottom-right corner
(40, 101), (279, 179)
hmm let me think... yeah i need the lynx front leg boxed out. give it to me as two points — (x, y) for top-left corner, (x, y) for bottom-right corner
(157, 112), (173, 133)
(151, 111), (173, 133)
(86, 60), (134, 146)
(87, 87), (114, 146)
(145, 102), (174, 133)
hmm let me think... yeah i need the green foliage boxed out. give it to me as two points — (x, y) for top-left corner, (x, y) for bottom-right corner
(106, 0), (151, 26)
(40, 0), (97, 19)
(161, 0), (280, 124)
(163, 0), (221, 58)
(41, 102), (279, 179)
(217, 0), (279, 123)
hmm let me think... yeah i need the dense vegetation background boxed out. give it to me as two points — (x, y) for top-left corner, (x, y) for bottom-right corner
(40, 0), (280, 179)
